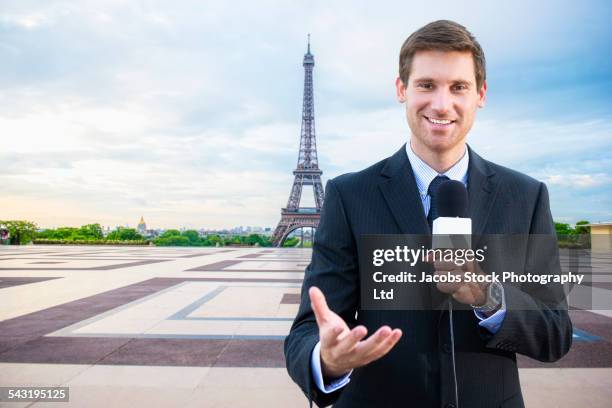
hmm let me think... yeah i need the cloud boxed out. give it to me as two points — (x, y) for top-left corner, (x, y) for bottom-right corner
(544, 174), (611, 188)
(0, 0), (611, 228)
(0, 13), (50, 30)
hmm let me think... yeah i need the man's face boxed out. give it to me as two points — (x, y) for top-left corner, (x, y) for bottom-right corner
(396, 50), (486, 154)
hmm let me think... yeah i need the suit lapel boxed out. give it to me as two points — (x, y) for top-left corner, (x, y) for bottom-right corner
(378, 144), (430, 235)
(378, 144), (499, 313)
(467, 146), (498, 236)
(378, 145), (437, 311)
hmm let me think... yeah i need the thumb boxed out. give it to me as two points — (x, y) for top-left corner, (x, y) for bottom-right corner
(309, 286), (331, 326)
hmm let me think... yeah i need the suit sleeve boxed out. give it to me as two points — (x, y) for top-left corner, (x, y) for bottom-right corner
(481, 182), (573, 362)
(284, 179), (360, 407)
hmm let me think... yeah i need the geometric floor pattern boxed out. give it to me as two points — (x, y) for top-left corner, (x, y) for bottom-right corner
(1, 245), (611, 407)
(49, 281), (300, 340)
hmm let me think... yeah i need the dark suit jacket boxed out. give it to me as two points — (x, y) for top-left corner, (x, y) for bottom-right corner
(284, 145), (572, 408)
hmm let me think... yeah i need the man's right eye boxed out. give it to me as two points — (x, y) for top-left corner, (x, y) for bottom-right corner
(417, 83), (433, 89)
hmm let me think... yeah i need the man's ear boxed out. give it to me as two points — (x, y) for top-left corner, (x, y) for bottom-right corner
(477, 80), (487, 108)
(395, 77), (406, 103)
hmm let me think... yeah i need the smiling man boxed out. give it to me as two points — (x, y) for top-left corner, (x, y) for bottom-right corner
(284, 20), (572, 408)
(397, 48), (485, 174)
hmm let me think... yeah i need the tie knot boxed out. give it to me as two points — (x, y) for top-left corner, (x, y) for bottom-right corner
(427, 175), (450, 198)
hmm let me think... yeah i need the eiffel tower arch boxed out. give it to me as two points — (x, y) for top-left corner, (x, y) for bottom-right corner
(272, 36), (325, 247)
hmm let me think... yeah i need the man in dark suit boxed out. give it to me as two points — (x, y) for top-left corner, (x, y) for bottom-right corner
(284, 20), (572, 408)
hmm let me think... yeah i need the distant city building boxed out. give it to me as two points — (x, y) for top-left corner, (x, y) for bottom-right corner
(584, 222), (612, 251)
(137, 216), (147, 235)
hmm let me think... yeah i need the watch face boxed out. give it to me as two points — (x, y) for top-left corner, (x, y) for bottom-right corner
(472, 282), (503, 311)
(489, 282), (502, 303)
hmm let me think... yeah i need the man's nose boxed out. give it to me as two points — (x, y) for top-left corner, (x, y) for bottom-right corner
(430, 89), (452, 115)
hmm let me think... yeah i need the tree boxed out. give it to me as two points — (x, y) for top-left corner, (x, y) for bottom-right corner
(245, 234), (261, 246)
(554, 222), (573, 236)
(0, 220), (38, 245)
(181, 230), (201, 244)
(207, 235), (222, 245)
(79, 223), (103, 239)
(160, 229), (181, 238)
(574, 220), (590, 235)
(154, 235), (190, 246)
(38, 227), (77, 239)
(283, 237), (300, 247)
(245, 233), (272, 247)
(222, 235), (242, 246)
(106, 227), (144, 241)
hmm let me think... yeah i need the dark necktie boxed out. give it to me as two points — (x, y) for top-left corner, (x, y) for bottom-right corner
(427, 175), (450, 229)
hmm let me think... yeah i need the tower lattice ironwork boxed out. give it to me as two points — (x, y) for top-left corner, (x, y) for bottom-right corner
(272, 36), (325, 247)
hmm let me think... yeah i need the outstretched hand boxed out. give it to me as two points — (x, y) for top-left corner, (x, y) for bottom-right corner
(309, 286), (403, 379)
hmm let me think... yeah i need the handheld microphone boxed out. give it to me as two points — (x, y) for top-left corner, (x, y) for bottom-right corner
(432, 180), (471, 249)
(430, 179), (470, 408)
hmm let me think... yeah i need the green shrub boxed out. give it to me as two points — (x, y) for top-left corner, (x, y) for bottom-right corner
(0, 220), (38, 245)
(33, 238), (149, 245)
(153, 235), (191, 246)
(106, 227), (144, 241)
(283, 237), (300, 247)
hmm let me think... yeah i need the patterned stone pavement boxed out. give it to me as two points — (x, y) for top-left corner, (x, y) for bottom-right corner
(0, 245), (610, 407)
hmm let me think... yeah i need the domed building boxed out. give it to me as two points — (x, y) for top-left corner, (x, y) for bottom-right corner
(137, 216), (147, 235)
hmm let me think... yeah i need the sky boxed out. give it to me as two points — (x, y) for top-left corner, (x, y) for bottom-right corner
(1, 0), (611, 229)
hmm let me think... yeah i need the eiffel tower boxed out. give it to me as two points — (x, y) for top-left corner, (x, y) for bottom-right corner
(271, 35), (325, 247)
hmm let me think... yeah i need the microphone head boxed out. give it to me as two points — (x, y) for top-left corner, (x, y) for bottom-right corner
(436, 180), (468, 218)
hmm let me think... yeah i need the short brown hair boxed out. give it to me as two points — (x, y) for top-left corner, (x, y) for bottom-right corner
(399, 20), (486, 90)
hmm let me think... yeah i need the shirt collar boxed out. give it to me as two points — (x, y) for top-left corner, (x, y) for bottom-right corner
(405, 141), (469, 197)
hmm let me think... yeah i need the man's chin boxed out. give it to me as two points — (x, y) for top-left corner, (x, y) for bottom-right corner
(422, 134), (462, 152)
(408, 125), (466, 153)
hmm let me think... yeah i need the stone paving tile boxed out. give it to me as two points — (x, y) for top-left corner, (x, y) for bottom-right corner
(65, 365), (210, 388)
(0, 363), (92, 387)
(0, 277), (60, 289)
(0, 336), (39, 354)
(30, 386), (197, 408)
(0, 337), (132, 364)
(0, 246), (610, 408)
(520, 368), (612, 408)
(280, 293), (301, 304)
(98, 338), (230, 366)
(214, 339), (285, 368)
(0, 258), (171, 271)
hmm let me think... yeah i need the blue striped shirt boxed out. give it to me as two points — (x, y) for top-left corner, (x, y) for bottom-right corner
(405, 142), (469, 216)
(311, 142), (506, 394)
(406, 141), (506, 332)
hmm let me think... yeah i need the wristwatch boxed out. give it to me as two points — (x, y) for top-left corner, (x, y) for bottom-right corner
(471, 281), (503, 313)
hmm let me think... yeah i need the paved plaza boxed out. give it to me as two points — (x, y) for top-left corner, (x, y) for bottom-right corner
(0, 245), (611, 407)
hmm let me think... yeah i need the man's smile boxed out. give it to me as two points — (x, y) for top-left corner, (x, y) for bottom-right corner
(424, 115), (455, 125)
(424, 115), (456, 129)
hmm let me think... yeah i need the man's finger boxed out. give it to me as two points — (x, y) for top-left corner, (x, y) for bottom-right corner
(433, 268), (463, 278)
(436, 280), (462, 294)
(309, 286), (331, 325)
(320, 324), (346, 346)
(353, 326), (394, 358)
(433, 261), (466, 272)
(362, 328), (403, 363)
(334, 325), (368, 353)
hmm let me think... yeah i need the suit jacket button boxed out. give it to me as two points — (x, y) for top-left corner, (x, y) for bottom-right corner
(445, 403), (456, 408)
(443, 343), (452, 354)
